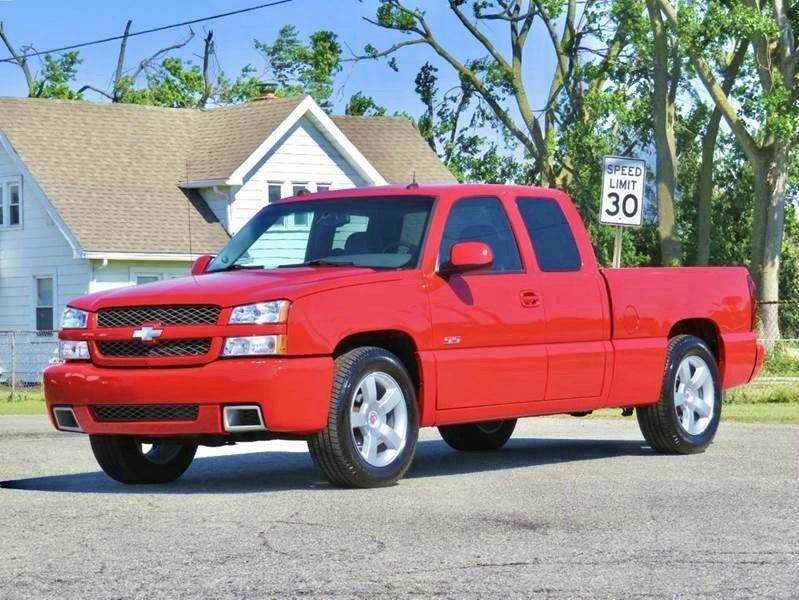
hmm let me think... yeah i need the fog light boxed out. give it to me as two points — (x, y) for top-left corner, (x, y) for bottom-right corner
(222, 335), (286, 356)
(59, 341), (90, 361)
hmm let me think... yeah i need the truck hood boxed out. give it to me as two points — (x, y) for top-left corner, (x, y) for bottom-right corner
(70, 267), (404, 311)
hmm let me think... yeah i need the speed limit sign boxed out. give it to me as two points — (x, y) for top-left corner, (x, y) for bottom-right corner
(600, 156), (646, 227)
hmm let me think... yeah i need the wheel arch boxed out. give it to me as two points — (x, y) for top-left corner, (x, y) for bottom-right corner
(667, 318), (723, 370)
(333, 330), (422, 395)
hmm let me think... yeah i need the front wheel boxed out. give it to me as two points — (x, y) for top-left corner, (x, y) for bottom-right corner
(637, 335), (722, 454)
(438, 419), (517, 451)
(90, 435), (197, 484)
(308, 347), (419, 488)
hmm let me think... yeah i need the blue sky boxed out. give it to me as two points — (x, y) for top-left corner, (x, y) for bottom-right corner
(0, 0), (555, 127)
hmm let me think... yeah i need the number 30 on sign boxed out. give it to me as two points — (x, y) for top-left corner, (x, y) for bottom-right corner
(600, 156), (646, 227)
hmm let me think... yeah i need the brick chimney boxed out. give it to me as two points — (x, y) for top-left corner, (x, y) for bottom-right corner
(254, 82), (279, 102)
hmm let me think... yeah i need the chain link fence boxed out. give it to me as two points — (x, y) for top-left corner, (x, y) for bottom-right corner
(753, 301), (799, 389)
(0, 331), (58, 399)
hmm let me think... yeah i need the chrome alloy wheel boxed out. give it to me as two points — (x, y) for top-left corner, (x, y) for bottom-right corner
(350, 371), (408, 467)
(674, 355), (716, 436)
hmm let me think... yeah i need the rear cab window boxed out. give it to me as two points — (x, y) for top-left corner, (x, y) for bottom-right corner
(439, 197), (522, 273)
(516, 197), (582, 272)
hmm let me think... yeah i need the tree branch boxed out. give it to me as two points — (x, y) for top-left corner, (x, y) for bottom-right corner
(112, 20), (133, 101)
(0, 21), (35, 96)
(199, 30), (214, 108)
(77, 84), (114, 100)
(449, 2), (512, 75)
(127, 28), (195, 86)
(656, 0), (761, 159)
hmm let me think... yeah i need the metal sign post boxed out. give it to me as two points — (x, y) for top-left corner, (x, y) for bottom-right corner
(600, 155), (646, 268)
(612, 227), (623, 268)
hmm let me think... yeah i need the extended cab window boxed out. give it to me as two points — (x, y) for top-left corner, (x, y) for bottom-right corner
(517, 197), (581, 272)
(439, 197), (522, 273)
(208, 196), (434, 272)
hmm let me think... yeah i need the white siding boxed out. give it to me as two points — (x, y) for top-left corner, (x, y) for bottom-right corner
(229, 116), (367, 233)
(0, 143), (92, 381)
(199, 187), (231, 231)
(0, 143), (91, 331)
(89, 260), (190, 293)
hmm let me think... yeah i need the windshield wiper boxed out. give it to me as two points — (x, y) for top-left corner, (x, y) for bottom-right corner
(278, 259), (355, 268)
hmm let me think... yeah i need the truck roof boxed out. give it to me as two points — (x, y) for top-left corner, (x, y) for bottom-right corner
(277, 183), (564, 202)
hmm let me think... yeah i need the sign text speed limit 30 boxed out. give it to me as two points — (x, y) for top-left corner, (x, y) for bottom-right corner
(600, 156), (646, 226)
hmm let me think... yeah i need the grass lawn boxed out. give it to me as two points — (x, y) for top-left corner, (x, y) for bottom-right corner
(2, 384), (798, 424)
(590, 403), (799, 425)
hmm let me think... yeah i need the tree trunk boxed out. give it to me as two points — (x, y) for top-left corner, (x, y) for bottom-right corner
(750, 146), (788, 341)
(695, 118), (717, 265)
(647, 0), (681, 265)
(696, 43), (747, 266)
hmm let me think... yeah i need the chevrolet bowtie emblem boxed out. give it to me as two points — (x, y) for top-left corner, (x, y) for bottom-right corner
(132, 326), (163, 342)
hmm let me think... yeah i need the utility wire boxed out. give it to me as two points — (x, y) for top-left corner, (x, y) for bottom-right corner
(0, 0), (295, 64)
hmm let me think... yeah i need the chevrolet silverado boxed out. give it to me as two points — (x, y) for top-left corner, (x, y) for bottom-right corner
(45, 185), (765, 488)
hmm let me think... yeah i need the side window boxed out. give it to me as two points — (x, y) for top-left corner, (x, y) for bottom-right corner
(439, 197), (522, 273)
(516, 197), (582, 272)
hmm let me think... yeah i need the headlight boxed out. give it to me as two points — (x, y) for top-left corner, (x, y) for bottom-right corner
(229, 301), (290, 324)
(222, 335), (286, 356)
(59, 341), (90, 361)
(61, 307), (89, 329)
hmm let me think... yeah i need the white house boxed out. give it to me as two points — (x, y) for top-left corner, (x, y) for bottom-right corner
(0, 93), (455, 380)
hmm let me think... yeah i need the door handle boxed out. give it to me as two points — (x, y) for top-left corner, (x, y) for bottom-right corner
(520, 290), (541, 308)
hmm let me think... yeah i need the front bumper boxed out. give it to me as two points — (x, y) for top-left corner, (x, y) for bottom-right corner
(43, 356), (334, 436)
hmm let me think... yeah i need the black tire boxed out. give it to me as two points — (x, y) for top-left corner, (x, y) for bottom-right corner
(89, 435), (197, 484)
(308, 347), (419, 488)
(438, 419), (517, 452)
(636, 335), (722, 454)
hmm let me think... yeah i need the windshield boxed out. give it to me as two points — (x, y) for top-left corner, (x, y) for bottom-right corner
(207, 195), (435, 272)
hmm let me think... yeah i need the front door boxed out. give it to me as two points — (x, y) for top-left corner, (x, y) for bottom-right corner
(427, 196), (547, 411)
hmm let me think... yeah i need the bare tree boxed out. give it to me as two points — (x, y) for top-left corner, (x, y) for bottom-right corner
(0, 21), (41, 97)
(78, 20), (195, 102)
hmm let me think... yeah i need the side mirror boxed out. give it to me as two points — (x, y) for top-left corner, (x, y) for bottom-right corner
(439, 241), (493, 276)
(191, 254), (214, 276)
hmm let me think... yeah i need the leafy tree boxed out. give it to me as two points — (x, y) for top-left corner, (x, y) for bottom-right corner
(345, 92), (387, 116)
(656, 0), (799, 337)
(254, 25), (342, 111)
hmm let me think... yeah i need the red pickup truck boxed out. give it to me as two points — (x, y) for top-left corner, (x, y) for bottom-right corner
(45, 184), (764, 488)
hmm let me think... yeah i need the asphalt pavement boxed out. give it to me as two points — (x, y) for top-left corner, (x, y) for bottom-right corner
(1, 415), (797, 599)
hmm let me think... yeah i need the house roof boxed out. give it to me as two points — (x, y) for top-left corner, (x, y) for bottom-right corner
(331, 116), (455, 184)
(0, 96), (454, 257)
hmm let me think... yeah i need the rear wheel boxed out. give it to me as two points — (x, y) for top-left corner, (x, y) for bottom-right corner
(308, 347), (419, 488)
(637, 335), (721, 454)
(438, 419), (517, 452)
(89, 435), (197, 484)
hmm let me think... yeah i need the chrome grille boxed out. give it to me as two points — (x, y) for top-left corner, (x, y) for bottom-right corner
(97, 306), (220, 328)
(91, 404), (199, 422)
(97, 339), (212, 358)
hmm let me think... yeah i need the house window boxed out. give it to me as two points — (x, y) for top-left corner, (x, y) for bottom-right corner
(0, 176), (22, 227)
(317, 184), (331, 193)
(293, 184), (310, 226)
(35, 277), (54, 332)
(268, 183), (285, 226)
